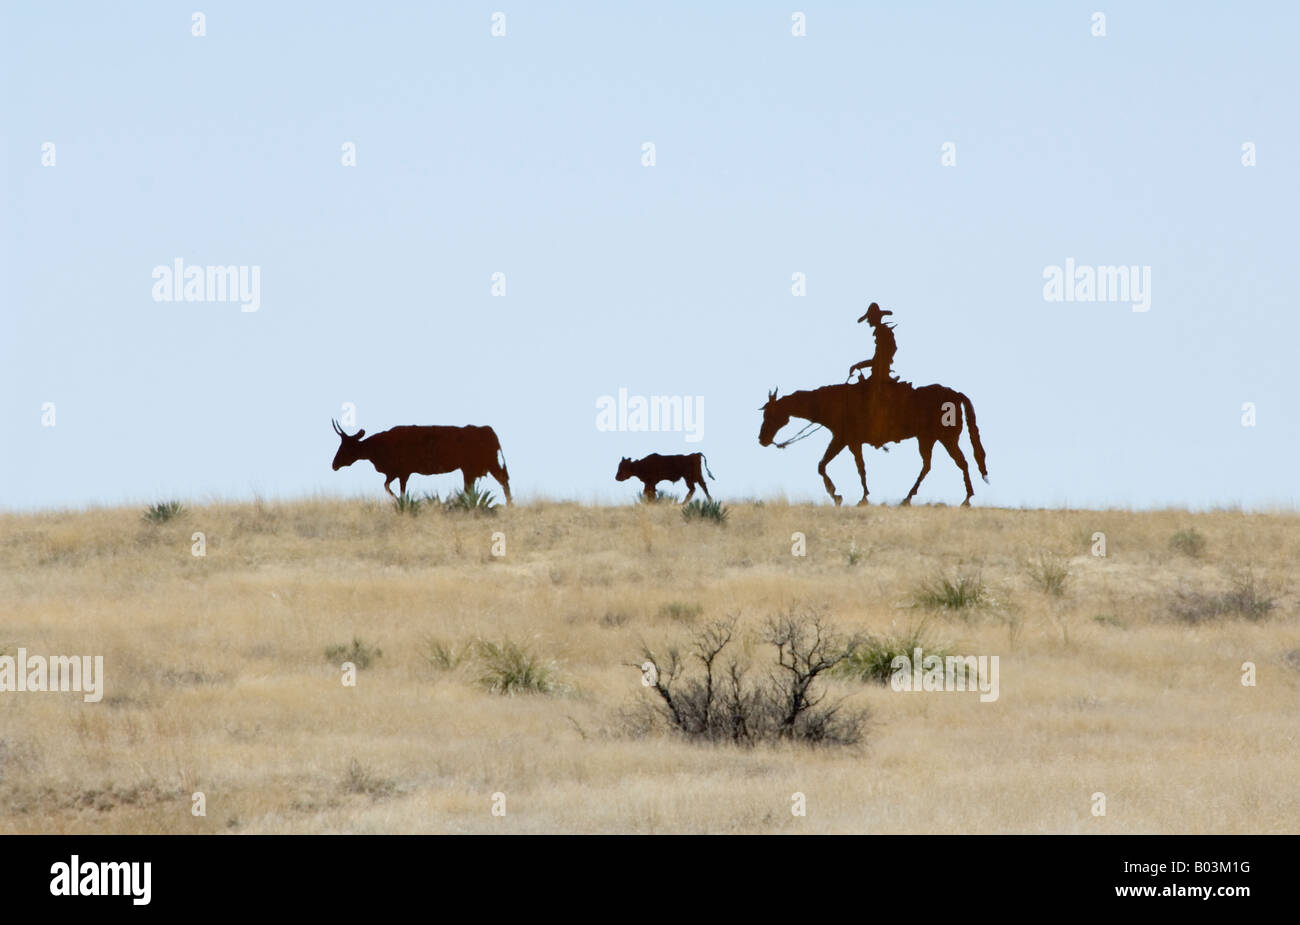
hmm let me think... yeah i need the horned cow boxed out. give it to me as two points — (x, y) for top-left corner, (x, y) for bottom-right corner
(331, 420), (512, 505)
(615, 453), (714, 503)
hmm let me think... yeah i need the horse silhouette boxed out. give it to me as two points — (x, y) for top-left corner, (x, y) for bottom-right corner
(758, 382), (988, 506)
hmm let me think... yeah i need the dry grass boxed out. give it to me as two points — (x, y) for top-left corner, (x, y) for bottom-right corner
(1, 498), (1297, 833)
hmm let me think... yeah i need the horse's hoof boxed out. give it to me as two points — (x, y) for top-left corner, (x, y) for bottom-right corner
(833, 495), (843, 507)
(961, 499), (971, 508)
(899, 498), (912, 507)
(857, 499), (870, 507)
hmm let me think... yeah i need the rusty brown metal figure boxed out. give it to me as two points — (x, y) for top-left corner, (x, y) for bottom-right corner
(331, 419), (513, 505)
(616, 453), (714, 503)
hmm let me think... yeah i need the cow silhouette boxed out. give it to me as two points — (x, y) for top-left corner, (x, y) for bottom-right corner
(616, 453), (714, 503)
(331, 420), (513, 505)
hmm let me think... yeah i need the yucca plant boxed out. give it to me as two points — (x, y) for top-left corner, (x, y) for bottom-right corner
(143, 500), (185, 523)
(474, 640), (559, 695)
(443, 483), (498, 515)
(833, 623), (953, 685)
(911, 571), (986, 611)
(392, 491), (429, 516)
(636, 490), (677, 504)
(681, 499), (728, 523)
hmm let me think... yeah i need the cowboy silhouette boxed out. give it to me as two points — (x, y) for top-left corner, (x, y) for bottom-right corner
(848, 302), (897, 382)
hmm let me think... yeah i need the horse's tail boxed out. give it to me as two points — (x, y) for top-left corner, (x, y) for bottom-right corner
(700, 453), (715, 480)
(958, 392), (989, 483)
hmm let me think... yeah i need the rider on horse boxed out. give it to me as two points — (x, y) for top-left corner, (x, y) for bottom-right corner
(848, 302), (907, 444)
(849, 302), (897, 383)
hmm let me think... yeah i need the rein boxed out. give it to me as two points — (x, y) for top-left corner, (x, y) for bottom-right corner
(775, 420), (823, 448)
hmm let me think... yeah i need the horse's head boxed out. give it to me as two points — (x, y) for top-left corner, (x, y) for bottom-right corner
(758, 388), (789, 447)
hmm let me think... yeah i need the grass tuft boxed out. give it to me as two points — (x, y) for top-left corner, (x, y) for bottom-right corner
(682, 499), (728, 523)
(143, 501), (184, 524)
(911, 571), (986, 611)
(325, 637), (382, 669)
(475, 640), (560, 695)
(1169, 528), (1207, 558)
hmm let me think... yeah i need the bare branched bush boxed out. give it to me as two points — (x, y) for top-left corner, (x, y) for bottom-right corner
(631, 610), (867, 747)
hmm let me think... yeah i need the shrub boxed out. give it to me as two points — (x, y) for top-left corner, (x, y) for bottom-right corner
(475, 640), (559, 694)
(1169, 569), (1276, 624)
(912, 571), (986, 610)
(325, 637), (382, 669)
(1025, 552), (1070, 597)
(424, 637), (471, 671)
(833, 623), (952, 685)
(1169, 528), (1207, 558)
(658, 601), (703, 622)
(846, 539), (866, 566)
(340, 758), (395, 798)
(143, 501), (184, 524)
(443, 483), (498, 515)
(633, 611), (868, 747)
(682, 499), (728, 523)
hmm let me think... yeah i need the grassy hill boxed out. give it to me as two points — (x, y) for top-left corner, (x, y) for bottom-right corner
(1, 498), (1297, 833)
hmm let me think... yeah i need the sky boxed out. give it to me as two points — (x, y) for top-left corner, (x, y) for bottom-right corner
(3, 1), (1298, 511)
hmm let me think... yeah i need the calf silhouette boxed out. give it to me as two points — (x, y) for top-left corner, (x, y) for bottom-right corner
(331, 419), (512, 505)
(616, 453), (714, 503)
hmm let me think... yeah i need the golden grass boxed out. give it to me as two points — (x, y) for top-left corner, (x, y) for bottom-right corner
(1, 498), (1297, 833)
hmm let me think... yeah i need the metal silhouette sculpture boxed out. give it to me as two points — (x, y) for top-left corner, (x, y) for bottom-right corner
(616, 453), (714, 503)
(758, 303), (988, 506)
(331, 420), (513, 505)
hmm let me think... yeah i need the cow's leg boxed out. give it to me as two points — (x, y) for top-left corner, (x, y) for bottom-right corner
(901, 439), (934, 506)
(682, 480), (696, 504)
(817, 437), (846, 506)
(642, 480), (657, 501)
(699, 477), (712, 501)
(850, 444), (869, 506)
(398, 474), (410, 497)
(487, 462), (512, 506)
(940, 434), (975, 506)
(382, 475), (399, 499)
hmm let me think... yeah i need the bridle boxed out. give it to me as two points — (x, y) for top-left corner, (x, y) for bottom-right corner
(773, 420), (822, 448)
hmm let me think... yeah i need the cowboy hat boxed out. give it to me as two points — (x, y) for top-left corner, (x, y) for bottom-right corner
(857, 302), (893, 324)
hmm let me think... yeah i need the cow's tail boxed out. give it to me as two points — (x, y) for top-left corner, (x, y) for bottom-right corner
(700, 453), (715, 480)
(494, 432), (509, 477)
(958, 392), (988, 483)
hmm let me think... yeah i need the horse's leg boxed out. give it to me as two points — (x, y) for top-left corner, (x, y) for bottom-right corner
(941, 434), (975, 506)
(850, 444), (869, 506)
(817, 437), (846, 506)
(902, 439), (934, 506)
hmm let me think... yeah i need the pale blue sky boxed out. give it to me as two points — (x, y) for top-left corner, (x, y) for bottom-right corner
(3, 2), (1297, 510)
